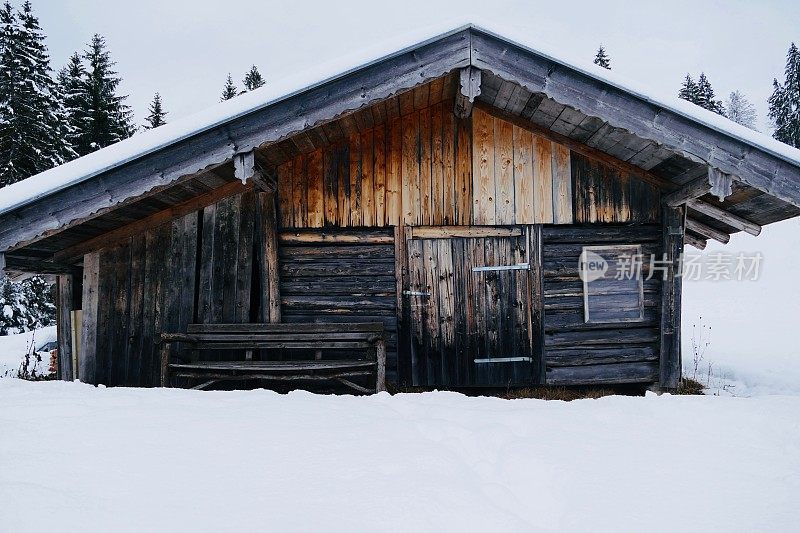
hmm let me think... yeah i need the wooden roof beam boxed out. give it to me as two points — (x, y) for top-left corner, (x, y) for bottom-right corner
(454, 66), (481, 118)
(686, 217), (730, 244)
(684, 232), (707, 250)
(687, 199), (762, 236)
(664, 167), (734, 207)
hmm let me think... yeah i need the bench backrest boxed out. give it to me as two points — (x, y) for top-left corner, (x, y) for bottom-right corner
(186, 322), (384, 335)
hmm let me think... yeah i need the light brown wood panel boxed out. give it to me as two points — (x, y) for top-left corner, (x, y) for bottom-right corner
(271, 101), (662, 230)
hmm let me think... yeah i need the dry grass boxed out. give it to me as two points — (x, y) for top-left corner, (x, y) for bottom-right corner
(502, 386), (617, 401)
(675, 377), (705, 395)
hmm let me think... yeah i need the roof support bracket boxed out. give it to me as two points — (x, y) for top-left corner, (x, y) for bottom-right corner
(454, 66), (481, 118)
(663, 166), (734, 207)
(234, 150), (275, 192)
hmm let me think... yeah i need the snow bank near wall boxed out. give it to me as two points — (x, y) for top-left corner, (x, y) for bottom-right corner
(0, 326), (56, 378)
(0, 380), (798, 532)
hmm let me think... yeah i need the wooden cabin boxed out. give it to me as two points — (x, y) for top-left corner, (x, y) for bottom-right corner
(2, 26), (799, 391)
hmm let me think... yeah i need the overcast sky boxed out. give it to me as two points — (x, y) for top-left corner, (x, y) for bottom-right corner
(36, 0), (800, 372)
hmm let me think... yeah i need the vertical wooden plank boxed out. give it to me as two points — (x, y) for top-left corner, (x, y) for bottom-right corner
(401, 112), (420, 225)
(455, 116), (472, 225)
(533, 136), (555, 223)
(407, 238), (424, 386)
(513, 126), (535, 224)
(552, 144), (574, 224)
(528, 225), (545, 384)
(112, 243), (132, 387)
(436, 238), (454, 386)
(197, 203), (216, 323)
(441, 107), (456, 225)
(276, 160), (293, 228)
(386, 118), (402, 226)
(373, 124), (387, 226)
(361, 129), (375, 227)
(79, 251), (100, 384)
(430, 103), (444, 225)
(292, 155), (307, 228)
(337, 143), (351, 226)
(495, 117), (515, 224)
(218, 195), (242, 323)
(323, 145), (338, 226)
(235, 191), (255, 323)
(472, 108), (496, 225)
(419, 107), (433, 225)
(56, 274), (74, 381)
(264, 193), (281, 323)
(660, 206), (684, 389)
(421, 238), (439, 386)
(306, 149), (324, 228)
(349, 133), (363, 227)
(126, 233), (146, 386)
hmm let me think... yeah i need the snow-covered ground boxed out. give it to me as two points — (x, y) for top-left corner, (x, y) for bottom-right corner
(0, 380), (798, 533)
(0, 326), (56, 378)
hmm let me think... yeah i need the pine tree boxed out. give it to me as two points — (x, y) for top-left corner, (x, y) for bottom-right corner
(57, 52), (89, 151)
(221, 73), (237, 101)
(0, 1), (74, 187)
(242, 65), (265, 91)
(144, 92), (167, 129)
(678, 74), (701, 104)
(696, 73), (725, 115)
(593, 45), (611, 70)
(75, 34), (134, 155)
(679, 73), (725, 115)
(725, 91), (758, 130)
(768, 42), (800, 148)
(0, 275), (55, 335)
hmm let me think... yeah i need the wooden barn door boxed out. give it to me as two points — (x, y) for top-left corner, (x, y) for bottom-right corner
(404, 227), (541, 387)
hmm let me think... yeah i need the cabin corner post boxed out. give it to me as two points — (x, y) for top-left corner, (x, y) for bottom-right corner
(257, 191), (281, 323)
(55, 274), (74, 381)
(659, 205), (685, 390)
(79, 251), (100, 385)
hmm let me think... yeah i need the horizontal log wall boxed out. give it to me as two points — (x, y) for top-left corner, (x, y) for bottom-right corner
(278, 228), (399, 382)
(277, 102), (660, 229)
(542, 225), (663, 385)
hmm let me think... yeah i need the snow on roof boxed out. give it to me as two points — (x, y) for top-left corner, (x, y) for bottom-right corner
(1, 20), (799, 217)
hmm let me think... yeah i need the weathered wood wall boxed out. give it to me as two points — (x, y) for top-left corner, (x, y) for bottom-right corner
(79, 192), (279, 386)
(72, 97), (670, 389)
(542, 225), (662, 385)
(276, 103), (659, 229)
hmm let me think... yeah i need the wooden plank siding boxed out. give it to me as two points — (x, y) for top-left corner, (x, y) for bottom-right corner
(72, 96), (670, 389)
(274, 103), (660, 229)
(277, 228), (399, 383)
(541, 225), (663, 385)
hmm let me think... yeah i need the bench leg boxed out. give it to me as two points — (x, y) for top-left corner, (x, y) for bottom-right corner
(375, 339), (386, 393)
(160, 343), (171, 388)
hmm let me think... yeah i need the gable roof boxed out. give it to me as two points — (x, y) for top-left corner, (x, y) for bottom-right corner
(2, 23), (800, 257)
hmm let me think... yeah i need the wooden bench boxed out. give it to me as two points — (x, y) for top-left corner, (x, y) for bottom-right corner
(159, 322), (386, 393)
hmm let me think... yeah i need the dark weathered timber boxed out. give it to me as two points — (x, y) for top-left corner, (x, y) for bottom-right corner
(659, 206), (684, 389)
(79, 251), (100, 384)
(0, 29), (471, 251)
(55, 274), (74, 381)
(684, 232), (707, 250)
(546, 361), (659, 385)
(663, 175), (712, 207)
(546, 346), (658, 367)
(686, 217), (730, 244)
(687, 199), (761, 236)
(160, 321), (387, 392)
